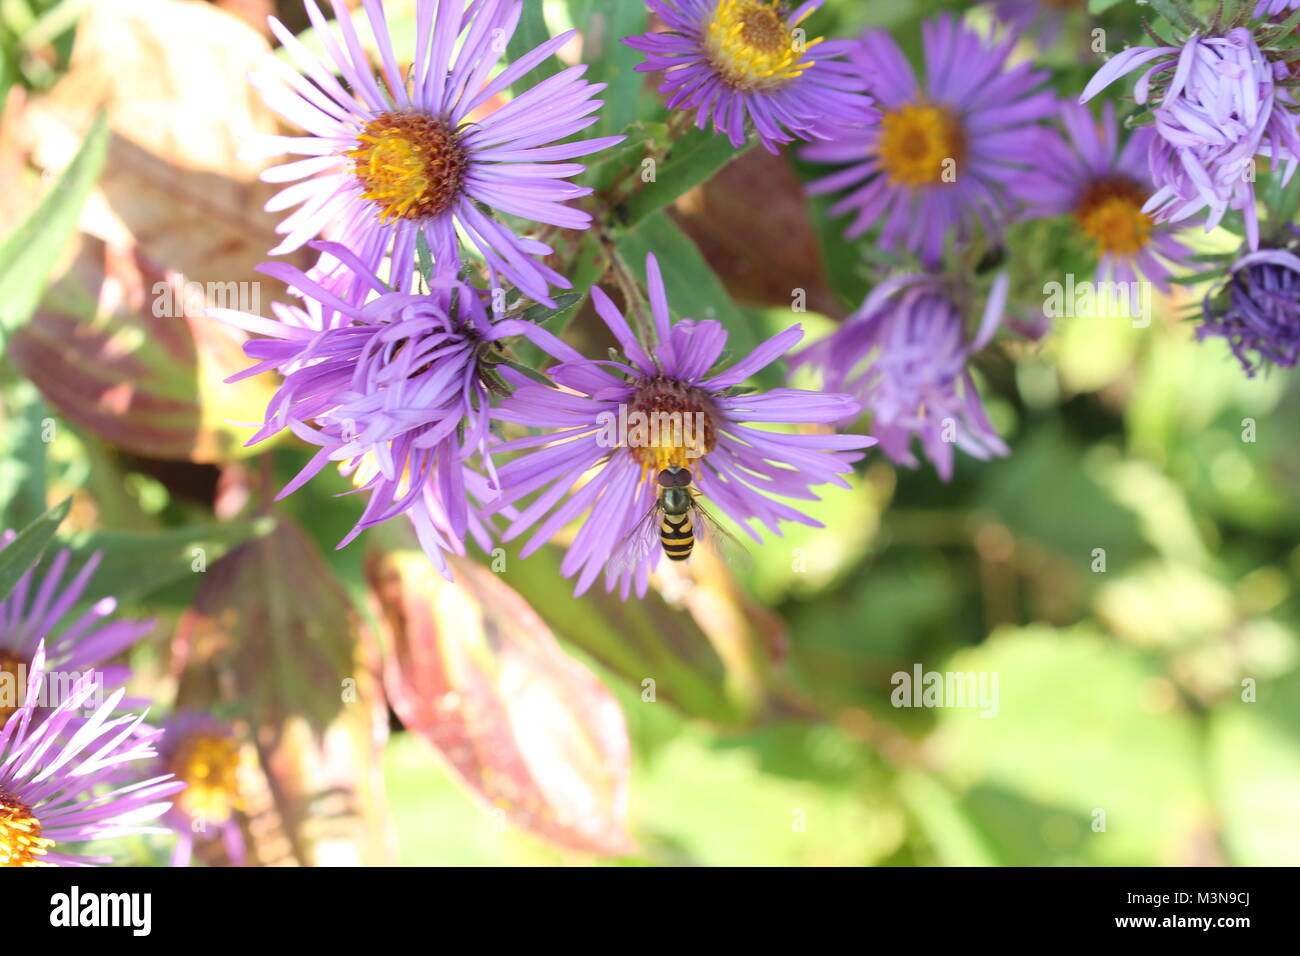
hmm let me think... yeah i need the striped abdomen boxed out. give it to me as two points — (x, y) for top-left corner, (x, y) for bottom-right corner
(659, 510), (694, 561)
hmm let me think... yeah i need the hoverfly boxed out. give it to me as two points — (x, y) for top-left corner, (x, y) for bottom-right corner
(608, 466), (750, 577)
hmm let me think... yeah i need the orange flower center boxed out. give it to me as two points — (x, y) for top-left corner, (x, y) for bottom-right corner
(625, 380), (717, 474)
(0, 788), (53, 867)
(1075, 178), (1153, 257)
(878, 103), (965, 187)
(169, 733), (242, 824)
(705, 0), (823, 90)
(347, 111), (469, 223)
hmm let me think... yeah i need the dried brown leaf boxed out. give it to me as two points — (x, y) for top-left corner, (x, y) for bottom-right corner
(370, 551), (634, 857)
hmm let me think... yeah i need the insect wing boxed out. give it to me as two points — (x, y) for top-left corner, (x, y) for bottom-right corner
(690, 497), (753, 573)
(607, 498), (663, 580)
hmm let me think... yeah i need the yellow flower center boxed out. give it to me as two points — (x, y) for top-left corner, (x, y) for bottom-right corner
(878, 103), (965, 187)
(170, 733), (242, 824)
(1075, 178), (1153, 257)
(0, 788), (53, 867)
(346, 111), (469, 224)
(624, 380), (717, 475)
(705, 0), (823, 90)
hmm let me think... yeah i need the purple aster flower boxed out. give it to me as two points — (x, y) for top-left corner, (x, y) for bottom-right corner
(792, 273), (1010, 481)
(802, 14), (1058, 266)
(156, 712), (246, 868)
(215, 243), (564, 577)
(1, 535), (152, 725)
(623, 0), (879, 153)
(1257, 1), (1300, 17)
(248, 0), (623, 304)
(1079, 28), (1300, 251)
(1023, 101), (1196, 292)
(988, 0), (1086, 47)
(1, 643), (183, 866)
(1199, 243), (1300, 375)
(489, 254), (872, 597)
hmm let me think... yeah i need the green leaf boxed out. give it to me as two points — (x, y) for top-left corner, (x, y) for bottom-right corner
(512, 291), (584, 326)
(585, 118), (668, 171)
(0, 44), (14, 123)
(19, 0), (87, 55)
(1209, 669), (1300, 865)
(620, 128), (750, 229)
(0, 496), (71, 604)
(476, 541), (751, 726)
(60, 516), (276, 610)
(933, 626), (1204, 865)
(974, 425), (1147, 574)
(174, 516), (395, 865)
(0, 377), (49, 530)
(567, 0), (646, 141)
(492, 356), (556, 387)
(1265, 159), (1300, 226)
(415, 230), (435, 285)
(615, 211), (777, 384)
(0, 111), (107, 346)
(896, 771), (1002, 866)
(1266, 7), (1300, 41)
(1169, 268), (1229, 286)
(1147, 0), (1199, 32)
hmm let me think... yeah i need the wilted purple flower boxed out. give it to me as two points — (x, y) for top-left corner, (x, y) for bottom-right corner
(1024, 101), (1196, 291)
(490, 254), (872, 597)
(802, 14), (1058, 266)
(1, 536), (152, 725)
(1199, 244), (1300, 374)
(216, 244), (564, 577)
(1079, 28), (1300, 250)
(0, 643), (183, 866)
(248, 0), (623, 304)
(793, 273), (1010, 481)
(157, 712), (245, 868)
(623, 0), (878, 152)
